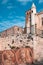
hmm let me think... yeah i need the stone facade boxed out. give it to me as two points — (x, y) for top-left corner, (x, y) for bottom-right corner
(25, 3), (43, 35)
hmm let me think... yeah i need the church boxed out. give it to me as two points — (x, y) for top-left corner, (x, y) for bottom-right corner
(25, 3), (43, 36)
(0, 3), (43, 37)
(0, 3), (43, 63)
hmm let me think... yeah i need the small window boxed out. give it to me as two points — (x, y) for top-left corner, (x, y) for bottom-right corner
(18, 28), (19, 31)
(42, 18), (43, 25)
(0, 33), (1, 36)
(27, 12), (28, 15)
(41, 30), (43, 38)
(32, 10), (33, 13)
(42, 30), (43, 35)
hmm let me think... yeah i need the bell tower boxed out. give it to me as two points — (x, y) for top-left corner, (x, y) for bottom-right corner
(25, 3), (36, 34)
(25, 10), (32, 34)
(31, 3), (36, 34)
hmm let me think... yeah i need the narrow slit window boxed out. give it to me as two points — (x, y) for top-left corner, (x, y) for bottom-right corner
(42, 18), (43, 25)
(42, 30), (43, 35)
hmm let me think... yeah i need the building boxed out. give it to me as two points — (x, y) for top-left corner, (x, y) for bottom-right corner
(0, 3), (43, 37)
(25, 3), (43, 36)
(0, 3), (43, 64)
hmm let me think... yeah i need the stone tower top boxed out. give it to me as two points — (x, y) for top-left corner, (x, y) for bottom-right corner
(31, 3), (36, 14)
(32, 3), (36, 8)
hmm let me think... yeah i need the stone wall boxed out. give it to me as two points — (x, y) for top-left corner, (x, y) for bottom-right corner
(0, 34), (43, 62)
(33, 36), (43, 62)
(0, 34), (34, 65)
(0, 26), (24, 37)
(0, 34), (33, 50)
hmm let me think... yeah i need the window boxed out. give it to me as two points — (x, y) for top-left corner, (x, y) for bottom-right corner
(42, 30), (43, 35)
(32, 10), (33, 13)
(42, 18), (43, 25)
(0, 33), (1, 36)
(18, 28), (19, 31)
(40, 30), (43, 38)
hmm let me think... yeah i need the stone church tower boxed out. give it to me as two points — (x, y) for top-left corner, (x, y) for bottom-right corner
(31, 3), (36, 34)
(25, 3), (36, 34)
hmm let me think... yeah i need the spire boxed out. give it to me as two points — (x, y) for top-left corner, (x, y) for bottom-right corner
(32, 3), (36, 8)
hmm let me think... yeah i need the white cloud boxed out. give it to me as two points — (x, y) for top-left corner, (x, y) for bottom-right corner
(18, 0), (32, 5)
(0, 15), (25, 32)
(7, 12), (16, 19)
(12, 19), (25, 27)
(7, 4), (16, 9)
(0, 18), (25, 29)
(39, 8), (43, 12)
(8, 16), (13, 19)
(15, 16), (25, 20)
(8, 11), (16, 16)
(12, 17), (25, 27)
(39, 0), (43, 3)
(0, 20), (15, 32)
(7, 6), (13, 9)
(15, 22), (25, 27)
(8, 3), (12, 5)
(18, 0), (32, 2)
(1, 0), (8, 4)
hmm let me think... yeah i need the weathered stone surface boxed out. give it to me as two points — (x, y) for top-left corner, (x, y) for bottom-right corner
(0, 34), (43, 63)
(0, 34), (33, 50)
(0, 47), (33, 65)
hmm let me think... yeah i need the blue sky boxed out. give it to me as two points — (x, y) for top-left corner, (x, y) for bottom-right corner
(0, 0), (43, 32)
